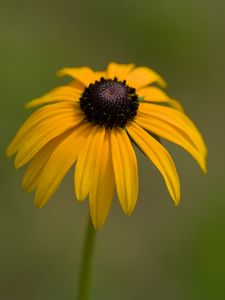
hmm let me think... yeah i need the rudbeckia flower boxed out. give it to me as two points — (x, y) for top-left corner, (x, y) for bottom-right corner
(7, 63), (207, 228)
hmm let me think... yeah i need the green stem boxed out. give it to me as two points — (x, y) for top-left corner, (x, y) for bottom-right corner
(77, 216), (97, 300)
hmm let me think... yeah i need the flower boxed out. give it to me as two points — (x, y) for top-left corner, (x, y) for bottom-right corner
(7, 62), (207, 228)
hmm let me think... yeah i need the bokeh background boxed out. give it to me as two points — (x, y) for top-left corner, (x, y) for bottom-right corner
(1, 0), (225, 299)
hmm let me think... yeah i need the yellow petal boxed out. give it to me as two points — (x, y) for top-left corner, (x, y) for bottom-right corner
(169, 99), (184, 112)
(57, 67), (96, 87)
(94, 71), (106, 81)
(127, 122), (180, 204)
(14, 107), (84, 168)
(7, 102), (80, 157)
(89, 130), (114, 229)
(136, 113), (206, 172)
(75, 125), (106, 202)
(34, 123), (91, 208)
(137, 87), (184, 111)
(106, 62), (135, 81)
(137, 86), (170, 102)
(22, 134), (67, 192)
(26, 86), (81, 108)
(139, 103), (207, 158)
(111, 127), (138, 215)
(126, 67), (166, 89)
(68, 80), (86, 91)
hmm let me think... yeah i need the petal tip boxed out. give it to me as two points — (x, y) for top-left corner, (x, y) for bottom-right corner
(25, 102), (33, 109)
(92, 220), (103, 230)
(6, 147), (12, 158)
(171, 190), (180, 206)
(123, 205), (135, 216)
(174, 198), (180, 206)
(202, 165), (207, 174)
(56, 68), (68, 78)
(14, 156), (24, 169)
(14, 161), (21, 170)
(75, 191), (87, 202)
(34, 201), (42, 208)
(159, 78), (167, 88)
(22, 186), (29, 193)
(199, 159), (207, 174)
(34, 196), (46, 208)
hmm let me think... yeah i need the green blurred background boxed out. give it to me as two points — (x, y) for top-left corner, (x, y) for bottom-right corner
(1, 0), (225, 299)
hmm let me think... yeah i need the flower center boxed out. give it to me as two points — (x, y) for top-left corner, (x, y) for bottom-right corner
(80, 78), (139, 128)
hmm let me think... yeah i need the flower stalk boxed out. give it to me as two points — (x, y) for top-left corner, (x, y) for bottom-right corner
(77, 217), (97, 300)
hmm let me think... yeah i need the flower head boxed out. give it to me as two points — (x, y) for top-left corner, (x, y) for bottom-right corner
(7, 63), (207, 228)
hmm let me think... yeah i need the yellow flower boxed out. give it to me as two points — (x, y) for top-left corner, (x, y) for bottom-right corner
(7, 62), (207, 228)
